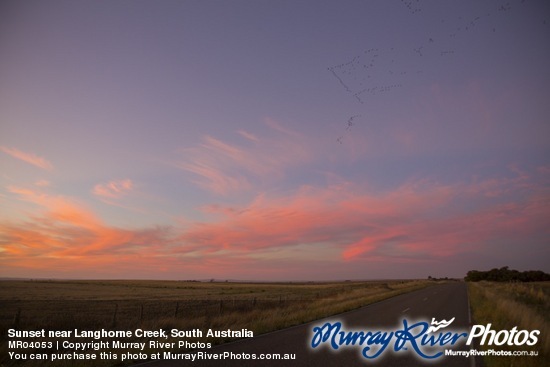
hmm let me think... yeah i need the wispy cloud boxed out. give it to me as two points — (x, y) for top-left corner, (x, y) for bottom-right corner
(93, 179), (134, 199)
(175, 120), (311, 194)
(7, 185), (100, 229)
(1, 167), (548, 279)
(0, 146), (53, 170)
(34, 180), (50, 187)
(178, 181), (456, 260)
(1, 186), (173, 259)
(264, 117), (301, 138)
(178, 169), (550, 266)
(237, 130), (259, 142)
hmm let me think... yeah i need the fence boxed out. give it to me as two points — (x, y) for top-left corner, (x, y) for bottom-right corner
(3, 297), (315, 331)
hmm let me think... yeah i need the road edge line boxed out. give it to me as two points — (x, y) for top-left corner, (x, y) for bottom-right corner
(466, 283), (476, 367)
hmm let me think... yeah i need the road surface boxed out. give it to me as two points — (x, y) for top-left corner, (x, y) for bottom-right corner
(139, 282), (475, 367)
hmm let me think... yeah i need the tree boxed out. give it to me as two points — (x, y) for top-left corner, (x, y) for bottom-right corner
(465, 267), (550, 282)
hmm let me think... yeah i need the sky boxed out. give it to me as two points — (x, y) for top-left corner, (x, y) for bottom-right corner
(1, 0), (549, 280)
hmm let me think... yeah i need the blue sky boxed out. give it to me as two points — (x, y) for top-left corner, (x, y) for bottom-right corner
(1, 0), (549, 280)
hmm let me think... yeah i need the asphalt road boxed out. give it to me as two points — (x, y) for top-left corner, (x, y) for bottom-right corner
(140, 282), (475, 367)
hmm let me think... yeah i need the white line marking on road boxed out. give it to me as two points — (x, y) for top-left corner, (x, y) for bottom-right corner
(402, 307), (410, 313)
(466, 284), (476, 367)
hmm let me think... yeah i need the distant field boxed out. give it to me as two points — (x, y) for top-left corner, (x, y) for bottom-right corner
(468, 281), (550, 367)
(1, 279), (433, 367)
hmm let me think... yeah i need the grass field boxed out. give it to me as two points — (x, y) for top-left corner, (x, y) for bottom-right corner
(468, 281), (550, 367)
(1, 278), (433, 367)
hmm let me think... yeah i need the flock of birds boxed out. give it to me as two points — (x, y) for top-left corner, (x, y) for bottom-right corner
(330, 0), (547, 144)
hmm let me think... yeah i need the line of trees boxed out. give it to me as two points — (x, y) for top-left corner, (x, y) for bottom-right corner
(465, 266), (550, 282)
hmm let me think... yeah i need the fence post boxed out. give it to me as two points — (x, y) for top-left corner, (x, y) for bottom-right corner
(112, 303), (118, 328)
(13, 308), (21, 327)
(174, 302), (179, 318)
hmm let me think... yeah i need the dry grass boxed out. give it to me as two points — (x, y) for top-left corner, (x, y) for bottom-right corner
(468, 281), (550, 367)
(1, 279), (432, 367)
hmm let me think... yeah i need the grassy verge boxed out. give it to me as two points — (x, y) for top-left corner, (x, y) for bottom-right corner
(467, 281), (550, 367)
(1, 279), (434, 367)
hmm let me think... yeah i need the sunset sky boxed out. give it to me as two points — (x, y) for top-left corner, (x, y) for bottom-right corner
(1, 0), (549, 280)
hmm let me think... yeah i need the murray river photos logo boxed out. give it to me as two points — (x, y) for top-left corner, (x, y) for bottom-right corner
(310, 317), (540, 360)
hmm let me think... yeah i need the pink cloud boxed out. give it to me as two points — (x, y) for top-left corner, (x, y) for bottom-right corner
(177, 170), (549, 267)
(176, 158), (251, 194)
(264, 117), (301, 137)
(1, 167), (548, 279)
(237, 130), (259, 142)
(175, 121), (311, 194)
(1, 186), (174, 262)
(0, 146), (53, 170)
(177, 181), (458, 261)
(92, 179), (134, 199)
(7, 185), (101, 230)
(34, 180), (50, 187)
